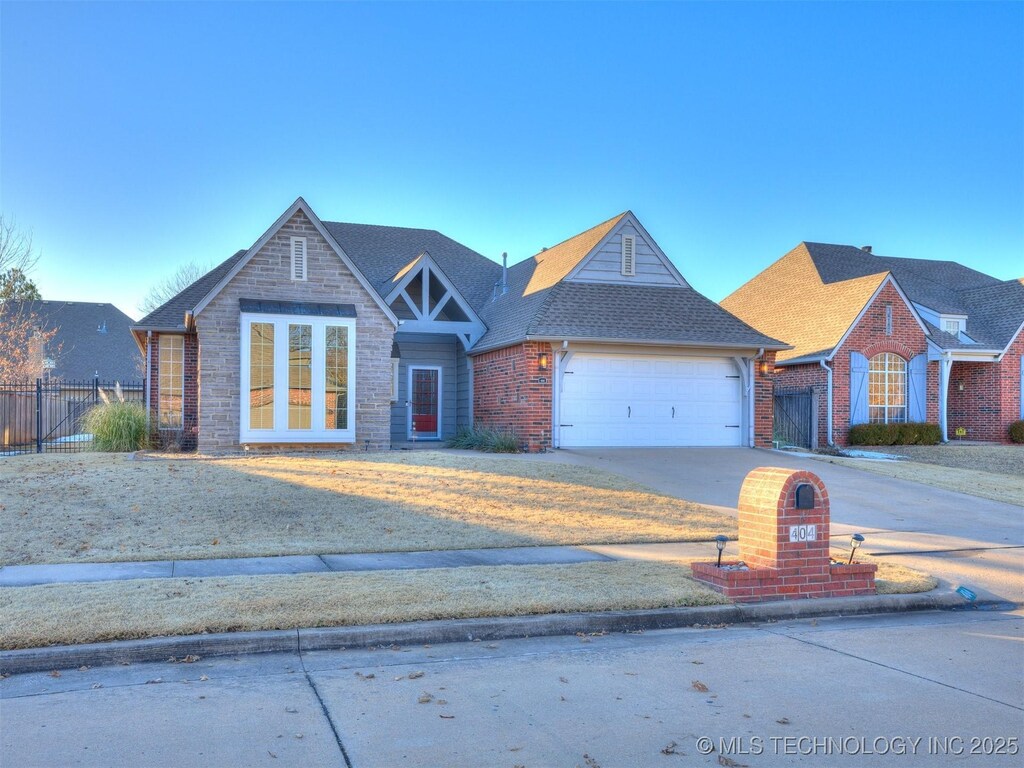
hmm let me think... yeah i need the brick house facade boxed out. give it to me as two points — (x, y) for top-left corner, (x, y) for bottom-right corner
(724, 242), (1023, 447)
(774, 282), (941, 447)
(132, 199), (789, 453)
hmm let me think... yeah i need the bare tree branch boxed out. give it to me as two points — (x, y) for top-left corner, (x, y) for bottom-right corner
(139, 261), (209, 315)
(0, 215), (39, 275)
(0, 217), (52, 380)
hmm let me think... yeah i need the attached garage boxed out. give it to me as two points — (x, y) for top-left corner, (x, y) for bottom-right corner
(558, 352), (745, 447)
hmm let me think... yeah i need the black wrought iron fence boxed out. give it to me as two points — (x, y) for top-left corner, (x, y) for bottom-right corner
(774, 387), (814, 449)
(0, 377), (145, 454)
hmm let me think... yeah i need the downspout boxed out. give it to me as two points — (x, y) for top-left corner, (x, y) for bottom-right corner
(145, 331), (152, 433)
(552, 340), (569, 449)
(819, 359), (834, 446)
(939, 351), (953, 442)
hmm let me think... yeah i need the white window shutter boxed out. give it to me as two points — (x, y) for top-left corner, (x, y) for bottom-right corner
(621, 235), (636, 277)
(291, 237), (307, 281)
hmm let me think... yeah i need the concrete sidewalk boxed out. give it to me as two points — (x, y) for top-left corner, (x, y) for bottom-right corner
(0, 545), (616, 587)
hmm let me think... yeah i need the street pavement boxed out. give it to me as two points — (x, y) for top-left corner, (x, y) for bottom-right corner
(3, 609), (1022, 767)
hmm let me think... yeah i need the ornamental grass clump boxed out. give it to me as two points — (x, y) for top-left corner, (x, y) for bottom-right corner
(447, 425), (521, 453)
(82, 384), (148, 452)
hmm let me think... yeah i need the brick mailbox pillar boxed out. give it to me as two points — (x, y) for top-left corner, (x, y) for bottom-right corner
(691, 467), (877, 602)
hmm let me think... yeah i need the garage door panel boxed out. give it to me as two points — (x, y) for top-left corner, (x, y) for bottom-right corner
(560, 353), (743, 448)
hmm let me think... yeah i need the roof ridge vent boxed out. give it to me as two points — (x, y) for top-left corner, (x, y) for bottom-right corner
(860, 245), (872, 254)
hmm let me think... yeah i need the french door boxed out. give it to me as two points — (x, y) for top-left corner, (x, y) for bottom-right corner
(408, 367), (441, 440)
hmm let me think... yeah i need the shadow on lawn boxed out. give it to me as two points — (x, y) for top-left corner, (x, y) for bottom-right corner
(0, 452), (735, 566)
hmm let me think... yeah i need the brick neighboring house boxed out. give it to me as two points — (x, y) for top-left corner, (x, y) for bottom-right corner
(721, 243), (1024, 446)
(131, 198), (786, 453)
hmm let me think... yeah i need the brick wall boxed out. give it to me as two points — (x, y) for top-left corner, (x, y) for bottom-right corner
(830, 282), (937, 446)
(754, 350), (777, 448)
(146, 332), (198, 450)
(691, 467), (876, 602)
(194, 209), (395, 452)
(471, 342), (553, 452)
(948, 332), (1024, 442)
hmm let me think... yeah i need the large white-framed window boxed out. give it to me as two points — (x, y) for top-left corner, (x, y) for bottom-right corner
(240, 312), (356, 443)
(868, 352), (907, 424)
(158, 335), (184, 429)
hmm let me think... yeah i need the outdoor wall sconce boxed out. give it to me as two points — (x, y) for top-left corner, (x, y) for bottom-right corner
(957, 381), (965, 392)
(715, 535), (729, 567)
(538, 352), (550, 371)
(848, 533), (865, 564)
(759, 359), (772, 376)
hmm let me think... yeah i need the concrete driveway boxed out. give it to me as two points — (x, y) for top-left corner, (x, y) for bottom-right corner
(529, 447), (1024, 604)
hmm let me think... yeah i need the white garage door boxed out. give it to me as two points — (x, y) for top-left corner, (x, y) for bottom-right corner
(559, 353), (744, 447)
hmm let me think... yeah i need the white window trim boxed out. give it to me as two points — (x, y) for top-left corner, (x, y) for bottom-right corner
(407, 365), (442, 440)
(868, 352), (907, 424)
(621, 235), (636, 277)
(239, 312), (356, 443)
(290, 237), (308, 282)
(158, 335), (185, 430)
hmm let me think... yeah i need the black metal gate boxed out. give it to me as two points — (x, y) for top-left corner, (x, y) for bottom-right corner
(774, 387), (814, 449)
(0, 377), (145, 454)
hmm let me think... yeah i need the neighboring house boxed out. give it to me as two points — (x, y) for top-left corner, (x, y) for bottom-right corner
(721, 243), (1024, 446)
(9, 300), (142, 384)
(131, 198), (786, 452)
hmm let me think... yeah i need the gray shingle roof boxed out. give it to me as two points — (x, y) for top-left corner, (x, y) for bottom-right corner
(132, 209), (788, 357)
(322, 222), (502, 310)
(802, 243), (1021, 351)
(14, 300), (143, 382)
(804, 243), (1001, 315)
(475, 256), (786, 352)
(956, 279), (1024, 349)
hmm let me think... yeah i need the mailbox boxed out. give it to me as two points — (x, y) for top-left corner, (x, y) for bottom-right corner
(795, 483), (815, 510)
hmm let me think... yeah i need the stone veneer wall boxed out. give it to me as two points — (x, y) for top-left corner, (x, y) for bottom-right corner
(194, 209), (395, 452)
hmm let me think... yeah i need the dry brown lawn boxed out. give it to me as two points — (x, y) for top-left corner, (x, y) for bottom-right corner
(818, 455), (1024, 507)
(855, 444), (1023, 476)
(0, 452), (732, 566)
(0, 558), (934, 649)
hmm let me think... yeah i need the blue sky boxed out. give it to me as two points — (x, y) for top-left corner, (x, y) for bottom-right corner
(2, 1), (1021, 320)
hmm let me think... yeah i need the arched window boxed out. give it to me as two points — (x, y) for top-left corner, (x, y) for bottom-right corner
(868, 353), (907, 423)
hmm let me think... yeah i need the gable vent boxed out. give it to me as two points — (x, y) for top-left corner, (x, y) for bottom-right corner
(290, 237), (307, 281)
(621, 235), (636, 277)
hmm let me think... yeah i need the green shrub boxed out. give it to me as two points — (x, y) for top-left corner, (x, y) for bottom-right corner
(82, 401), (149, 452)
(1009, 420), (1024, 444)
(848, 422), (941, 446)
(446, 425), (521, 453)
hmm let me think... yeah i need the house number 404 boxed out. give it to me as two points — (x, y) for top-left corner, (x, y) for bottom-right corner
(789, 524), (817, 543)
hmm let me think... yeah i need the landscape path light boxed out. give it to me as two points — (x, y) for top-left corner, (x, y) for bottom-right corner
(848, 533), (865, 564)
(715, 535), (728, 567)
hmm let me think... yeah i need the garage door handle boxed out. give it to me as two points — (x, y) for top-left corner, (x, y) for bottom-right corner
(628, 406), (631, 418)
(672, 407), (675, 418)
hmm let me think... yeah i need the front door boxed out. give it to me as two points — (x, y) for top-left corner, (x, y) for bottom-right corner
(409, 367), (441, 440)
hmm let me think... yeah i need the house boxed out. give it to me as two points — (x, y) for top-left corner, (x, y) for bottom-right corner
(10, 300), (142, 384)
(131, 198), (787, 452)
(721, 243), (1024, 446)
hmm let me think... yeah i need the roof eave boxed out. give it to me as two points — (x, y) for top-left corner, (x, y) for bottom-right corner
(471, 335), (791, 356)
